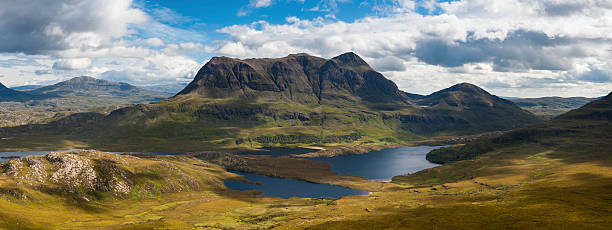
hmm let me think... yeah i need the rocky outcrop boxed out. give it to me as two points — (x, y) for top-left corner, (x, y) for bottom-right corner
(2, 150), (134, 196)
(0, 150), (215, 201)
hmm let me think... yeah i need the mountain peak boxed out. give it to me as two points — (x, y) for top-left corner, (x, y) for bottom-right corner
(178, 52), (408, 105)
(67, 76), (98, 82)
(446, 83), (488, 94)
(417, 82), (519, 110)
(330, 52), (370, 69)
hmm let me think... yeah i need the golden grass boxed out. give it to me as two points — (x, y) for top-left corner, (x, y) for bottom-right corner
(0, 138), (610, 229)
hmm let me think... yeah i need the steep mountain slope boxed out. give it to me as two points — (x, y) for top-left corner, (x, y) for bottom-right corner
(179, 52), (412, 106)
(0, 53), (539, 152)
(511, 96), (598, 119)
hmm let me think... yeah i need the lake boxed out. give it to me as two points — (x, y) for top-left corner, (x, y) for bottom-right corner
(224, 170), (368, 198)
(225, 146), (444, 198)
(1, 146), (443, 198)
(313, 146), (444, 181)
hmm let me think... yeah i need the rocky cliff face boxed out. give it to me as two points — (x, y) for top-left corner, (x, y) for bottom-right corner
(179, 52), (411, 105)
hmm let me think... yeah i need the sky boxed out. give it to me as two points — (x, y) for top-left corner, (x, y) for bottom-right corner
(0, 0), (611, 97)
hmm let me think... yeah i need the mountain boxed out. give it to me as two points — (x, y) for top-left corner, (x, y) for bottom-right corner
(0, 53), (539, 152)
(0, 82), (44, 102)
(142, 83), (189, 94)
(0, 82), (21, 97)
(10, 85), (43, 90)
(0, 77), (172, 128)
(511, 96), (599, 119)
(179, 52), (412, 106)
(30, 76), (169, 101)
(404, 83), (540, 133)
(426, 92), (612, 164)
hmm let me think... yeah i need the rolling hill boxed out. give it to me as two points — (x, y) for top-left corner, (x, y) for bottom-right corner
(1, 53), (540, 152)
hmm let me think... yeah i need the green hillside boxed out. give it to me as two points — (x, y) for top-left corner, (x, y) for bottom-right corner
(0, 53), (540, 152)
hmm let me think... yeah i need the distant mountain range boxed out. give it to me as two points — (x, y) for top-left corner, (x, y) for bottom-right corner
(0, 77), (171, 127)
(9, 85), (43, 90)
(510, 97), (599, 119)
(141, 83), (189, 94)
(1, 53), (541, 152)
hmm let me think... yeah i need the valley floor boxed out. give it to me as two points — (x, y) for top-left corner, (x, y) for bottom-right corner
(0, 138), (610, 229)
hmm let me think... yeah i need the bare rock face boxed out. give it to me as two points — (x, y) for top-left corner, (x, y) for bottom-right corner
(46, 152), (98, 192)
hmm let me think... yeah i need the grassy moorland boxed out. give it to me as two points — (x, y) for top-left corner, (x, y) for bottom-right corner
(0, 108), (610, 230)
(0, 55), (607, 229)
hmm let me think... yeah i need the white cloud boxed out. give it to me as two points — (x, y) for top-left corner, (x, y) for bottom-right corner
(205, 0), (612, 97)
(52, 58), (92, 70)
(0, 0), (148, 54)
(1, 0), (611, 97)
(143, 38), (166, 47)
(0, 0), (205, 87)
(251, 0), (272, 8)
(97, 53), (199, 85)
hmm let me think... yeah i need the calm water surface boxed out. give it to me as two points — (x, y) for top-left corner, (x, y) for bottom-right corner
(313, 146), (444, 181)
(1, 146), (444, 198)
(224, 170), (367, 198)
(225, 146), (444, 198)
